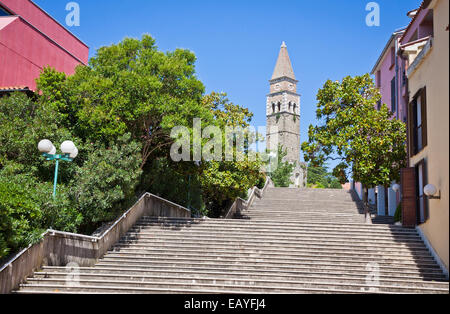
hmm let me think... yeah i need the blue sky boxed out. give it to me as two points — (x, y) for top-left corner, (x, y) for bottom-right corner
(35, 0), (421, 169)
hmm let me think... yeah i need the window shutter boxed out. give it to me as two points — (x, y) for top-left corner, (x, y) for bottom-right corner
(421, 87), (428, 148)
(401, 167), (417, 227)
(391, 78), (396, 113)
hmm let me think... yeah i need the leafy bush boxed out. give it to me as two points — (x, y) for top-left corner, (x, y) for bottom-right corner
(200, 160), (262, 217)
(0, 164), (83, 259)
(0, 174), (42, 259)
(269, 145), (294, 188)
(70, 134), (142, 232)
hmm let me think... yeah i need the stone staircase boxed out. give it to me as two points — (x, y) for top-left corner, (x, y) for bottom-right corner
(14, 188), (449, 294)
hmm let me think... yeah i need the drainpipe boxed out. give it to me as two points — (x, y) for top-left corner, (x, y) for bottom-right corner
(394, 36), (400, 120)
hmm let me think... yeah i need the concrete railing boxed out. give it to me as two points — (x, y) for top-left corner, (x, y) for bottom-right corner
(0, 193), (190, 294)
(224, 177), (273, 219)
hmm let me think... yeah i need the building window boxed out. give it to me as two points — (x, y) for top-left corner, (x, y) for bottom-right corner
(288, 102), (292, 112)
(277, 102), (281, 112)
(272, 103), (275, 114)
(376, 70), (381, 88)
(408, 87), (427, 156)
(390, 47), (395, 69)
(0, 5), (11, 16)
(293, 104), (297, 114)
(391, 78), (396, 113)
(415, 159), (429, 224)
(419, 10), (434, 38)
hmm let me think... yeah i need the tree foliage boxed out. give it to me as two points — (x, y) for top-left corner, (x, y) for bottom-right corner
(269, 145), (294, 188)
(302, 74), (407, 188)
(69, 134), (142, 232)
(0, 35), (265, 259)
(307, 164), (342, 189)
(63, 35), (211, 169)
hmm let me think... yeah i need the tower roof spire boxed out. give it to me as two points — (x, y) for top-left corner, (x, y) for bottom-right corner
(271, 41), (296, 81)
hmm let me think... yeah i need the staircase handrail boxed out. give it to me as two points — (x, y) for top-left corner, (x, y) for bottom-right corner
(224, 176), (273, 219)
(0, 192), (190, 294)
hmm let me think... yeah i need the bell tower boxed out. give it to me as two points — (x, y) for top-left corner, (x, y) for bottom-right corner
(266, 41), (301, 163)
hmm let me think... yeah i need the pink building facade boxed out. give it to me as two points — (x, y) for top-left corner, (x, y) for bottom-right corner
(369, 30), (408, 217)
(0, 0), (88, 91)
(371, 30), (408, 124)
(355, 5), (432, 217)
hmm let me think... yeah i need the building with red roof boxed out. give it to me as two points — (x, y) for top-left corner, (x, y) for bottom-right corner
(0, 0), (89, 91)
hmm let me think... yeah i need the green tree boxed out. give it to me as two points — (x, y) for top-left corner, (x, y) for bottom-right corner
(302, 74), (407, 191)
(62, 35), (212, 169)
(268, 145), (294, 188)
(307, 164), (342, 189)
(0, 35), (268, 258)
(70, 134), (142, 233)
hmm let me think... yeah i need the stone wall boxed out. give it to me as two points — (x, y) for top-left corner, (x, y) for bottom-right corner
(0, 193), (191, 294)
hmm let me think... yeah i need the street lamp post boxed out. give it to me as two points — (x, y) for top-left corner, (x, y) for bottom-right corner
(38, 140), (78, 198)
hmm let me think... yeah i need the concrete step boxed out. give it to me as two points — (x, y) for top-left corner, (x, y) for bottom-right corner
(104, 250), (437, 265)
(253, 203), (359, 207)
(139, 217), (409, 230)
(99, 255), (442, 270)
(247, 208), (361, 212)
(110, 245), (436, 260)
(102, 249), (440, 267)
(242, 212), (363, 217)
(18, 278), (448, 294)
(130, 226), (423, 240)
(245, 213), (363, 218)
(245, 214), (362, 218)
(121, 231), (426, 245)
(134, 221), (419, 235)
(114, 239), (429, 255)
(94, 261), (447, 279)
(12, 283), (386, 294)
(112, 241), (431, 256)
(28, 273), (449, 292)
(250, 204), (362, 209)
(40, 266), (449, 283)
(120, 235), (430, 250)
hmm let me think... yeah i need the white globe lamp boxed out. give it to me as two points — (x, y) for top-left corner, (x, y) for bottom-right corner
(69, 147), (79, 159)
(60, 141), (76, 155)
(38, 140), (53, 153)
(392, 184), (401, 193)
(49, 145), (57, 155)
(424, 184), (440, 199)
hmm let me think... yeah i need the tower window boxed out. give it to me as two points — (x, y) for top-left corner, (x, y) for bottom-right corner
(272, 103), (275, 113)
(293, 104), (297, 114)
(289, 102), (292, 112)
(277, 103), (281, 112)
